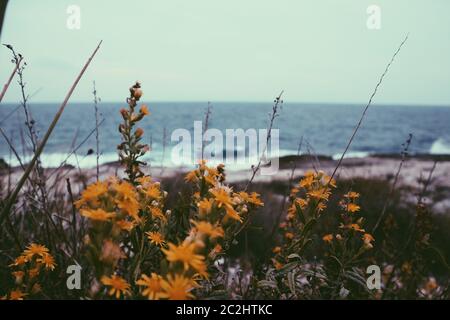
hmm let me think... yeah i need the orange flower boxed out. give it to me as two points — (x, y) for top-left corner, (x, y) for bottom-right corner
(184, 170), (199, 183)
(145, 184), (161, 199)
(198, 198), (214, 216)
(322, 234), (334, 243)
(116, 219), (136, 231)
(348, 223), (365, 233)
(135, 128), (144, 138)
(75, 181), (108, 207)
(362, 233), (375, 247)
(37, 254), (57, 271)
(239, 192), (264, 206)
(307, 188), (331, 201)
(285, 232), (294, 240)
(146, 231), (166, 247)
(140, 105), (150, 116)
(347, 203), (360, 213)
(9, 255), (28, 267)
(224, 205), (242, 222)
(272, 246), (282, 254)
(149, 207), (167, 222)
(81, 208), (115, 221)
(136, 273), (167, 300)
(162, 241), (206, 274)
(192, 221), (224, 239)
(8, 289), (27, 300)
(211, 188), (234, 208)
(344, 191), (360, 199)
(160, 274), (195, 300)
(23, 243), (49, 259)
(101, 275), (131, 299)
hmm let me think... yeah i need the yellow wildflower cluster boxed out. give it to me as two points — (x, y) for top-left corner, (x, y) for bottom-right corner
(75, 83), (264, 300)
(322, 191), (375, 256)
(2, 243), (56, 300)
(272, 170), (336, 269)
(134, 160), (264, 300)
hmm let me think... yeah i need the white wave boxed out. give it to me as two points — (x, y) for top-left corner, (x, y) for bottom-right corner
(430, 138), (450, 155)
(332, 151), (370, 160)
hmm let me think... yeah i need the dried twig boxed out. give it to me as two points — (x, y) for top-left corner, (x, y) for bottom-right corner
(372, 133), (412, 233)
(0, 44), (22, 102)
(327, 34), (409, 185)
(92, 80), (101, 181)
(245, 91), (283, 191)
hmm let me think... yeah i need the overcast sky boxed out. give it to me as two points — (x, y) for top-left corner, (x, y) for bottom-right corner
(0, 0), (449, 105)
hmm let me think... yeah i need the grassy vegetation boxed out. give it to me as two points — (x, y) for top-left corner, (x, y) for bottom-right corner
(0, 41), (449, 300)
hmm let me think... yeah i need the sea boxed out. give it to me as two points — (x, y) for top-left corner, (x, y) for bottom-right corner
(1, 102), (449, 170)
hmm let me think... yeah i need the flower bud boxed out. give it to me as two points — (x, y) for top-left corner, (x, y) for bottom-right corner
(135, 128), (144, 138)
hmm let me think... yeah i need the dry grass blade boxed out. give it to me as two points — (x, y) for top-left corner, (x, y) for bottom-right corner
(0, 50), (22, 102)
(0, 40), (103, 227)
(328, 34), (409, 185)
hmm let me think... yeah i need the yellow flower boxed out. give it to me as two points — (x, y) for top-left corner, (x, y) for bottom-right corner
(294, 198), (308, 210)
(114, 181), (136, 200)
(9, 289), (27, 300)
(146, 231), (166, 247)
(210, 188), (234, 208)
(239, 192), (264, 206)
(116, 219), (136, 232)
(23, 243), (49, 259)
(198, 198), (214, 215)
(317, 202), (327, 213)
(346, 203), (360, 213)
(307, 188), (331, 201)
(149, 207), (167, 222)
(285, 232), (294, 240)
(272, 259), (283, 270)
(12, 271), (25, 283)
(213, 244), (222, 253)
(344, 191), (360, 199)
(161, 274), (195, 300)
(192, 221), (224, 239)
(362, 233), (375, 244)
(146, 184), (161, 199)
(162, 241), (206, 274)
(224, 205), (242, 222)
(184, 170), (199, 183)
(28, 267), (40, 279)
(37, 254), (57, 271)
(272, 246), (281, 254)
(299, 174), (314, 188)
(204, 174), (217, 186)
(135, 128), (144, 138)
(9, 255), (28, 267)
(136, 273), (167, 300)
(322, 234), (334, 243)
(75, 181), (108, 207)
(136, 176), (152, 186)
(101, 275), (131, 299)
(80, 208), (115, 221)
(348, 223), (365, 233)
(116, 197), (140, 221)
(322, 174), (337, 188)
(140, 105), (150, 116)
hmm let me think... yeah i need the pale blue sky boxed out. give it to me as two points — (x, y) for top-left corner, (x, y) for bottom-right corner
(1, 0), (449, 104)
